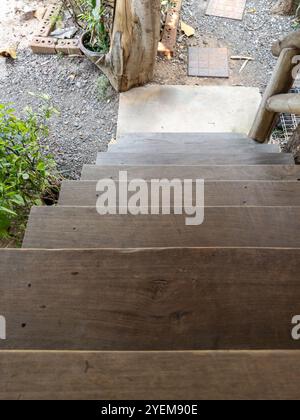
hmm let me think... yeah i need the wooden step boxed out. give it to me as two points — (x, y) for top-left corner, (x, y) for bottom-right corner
(116, 132), (257, 145)
(109, 135), (280, 153)
(96, 152), (294, 166)
(1, 350), (300, 400)
(108, 143), (280, 153)
(23, 206), (300, 249)
(59, 180), (300, 207)
(1, 248), (300, 350)
(81, 164), (300, 181)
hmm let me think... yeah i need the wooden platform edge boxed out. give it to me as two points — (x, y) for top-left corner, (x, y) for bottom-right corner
(1, 350), (300, 400)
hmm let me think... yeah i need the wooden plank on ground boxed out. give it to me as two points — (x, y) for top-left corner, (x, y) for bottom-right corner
(59, 180), (300, 207)
(96, 152), (294, 165)
(1, 248), (300, 350)
(23, 206), (300, 249)
(1, 350), (300, 400)
(81, 164), (300, 181)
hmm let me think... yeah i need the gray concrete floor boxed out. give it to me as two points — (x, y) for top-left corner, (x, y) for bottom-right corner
(117, 85), (261, 137)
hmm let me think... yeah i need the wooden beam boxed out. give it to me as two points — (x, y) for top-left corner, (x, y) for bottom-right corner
(1, 248), (300, 350)
(267, 93), (300, 114)
(249, 48), (298, 143)
(1, 350), (300, 400)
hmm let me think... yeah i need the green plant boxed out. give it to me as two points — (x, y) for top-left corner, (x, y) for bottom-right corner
(96, 75), (111, 99)
(0, 95), (59, 240)
(161, 0), (176, 14)
(79, 0), (110, 53)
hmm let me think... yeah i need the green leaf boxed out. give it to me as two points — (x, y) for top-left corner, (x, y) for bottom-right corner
(36, 161), (45, 171)
(0, 206), (17, 216)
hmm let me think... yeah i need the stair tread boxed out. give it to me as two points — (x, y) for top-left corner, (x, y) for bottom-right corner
(96, 152), (294, 165)
(59, 180), (300, 207)
(1, 350), (300, 400)
(1, 248), (300, 350)
(108, 143), (280, 153)
(23, 206), (300, 249)
(110, 132), (279, 153)
(117, 132), (254, 143)
(81, 164), (300, 181)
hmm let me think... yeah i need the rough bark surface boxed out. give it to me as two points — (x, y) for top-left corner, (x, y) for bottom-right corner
(283, 124), (300, 163)
(100, 0), (161, 92)
(271, 0), (294, 15)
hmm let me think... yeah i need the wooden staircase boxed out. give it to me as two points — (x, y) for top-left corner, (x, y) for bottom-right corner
(1, 132), (300, 400)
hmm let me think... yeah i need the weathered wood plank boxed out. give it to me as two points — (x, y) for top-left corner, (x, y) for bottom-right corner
(108, 143), (279, 153)
(81, 164), (300, 181)
(1, 350), (300, 400)
(116, 132), (257, 145)
(59, 180), (300, 207)
(23, 206), (300, 249)
(108, 135), (279, 153)
(96, 152), (293, 165)
(1, 248), (300, 350)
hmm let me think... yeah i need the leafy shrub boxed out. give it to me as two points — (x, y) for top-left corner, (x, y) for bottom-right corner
(0, 95), (59, 241)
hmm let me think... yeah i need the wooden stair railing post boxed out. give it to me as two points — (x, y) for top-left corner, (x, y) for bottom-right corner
(249, 48), (299, 143)
(97, 0), (161, 92)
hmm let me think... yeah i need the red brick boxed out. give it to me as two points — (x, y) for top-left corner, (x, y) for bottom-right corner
(55, 39), (82, 55)
(30, 37), (57, 54)
(35, 19), (53, 37)
(43, 4), (62, 22)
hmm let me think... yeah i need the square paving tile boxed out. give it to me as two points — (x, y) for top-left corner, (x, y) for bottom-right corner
(206, 0), (246, 20)
(188, 47), (229, 78)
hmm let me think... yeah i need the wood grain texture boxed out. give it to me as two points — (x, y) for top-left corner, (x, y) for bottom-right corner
(81, 164), (300, 181)
(23, 206), (300, 249)
(1, 350), (300, 400)
(109, 133), (279, 153)
(267, 93), (300, 114)
(108, 143), (279, 153)
(59, 180), (300, 207)
(96, 152), (294, 165)
(91, 0), (161, 92)
(1, 248), (300, 350)
(116, 132), (255, 144)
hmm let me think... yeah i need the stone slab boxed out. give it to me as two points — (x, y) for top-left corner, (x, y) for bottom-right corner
(117, 85), (262, 136)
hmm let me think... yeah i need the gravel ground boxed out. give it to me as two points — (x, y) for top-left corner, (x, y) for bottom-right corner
(155, 0), (294, 89)
(0, 51), (118, 179)
(181, 0), (295, 89)
(0, 0), (295, 180)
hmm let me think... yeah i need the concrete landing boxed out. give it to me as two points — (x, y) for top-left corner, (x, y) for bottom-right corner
(117, 85), (261, 137)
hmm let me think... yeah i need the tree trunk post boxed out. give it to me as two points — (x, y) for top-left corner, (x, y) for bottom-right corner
(283, 124), (300, 163)
(99, 0), (161, 92)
